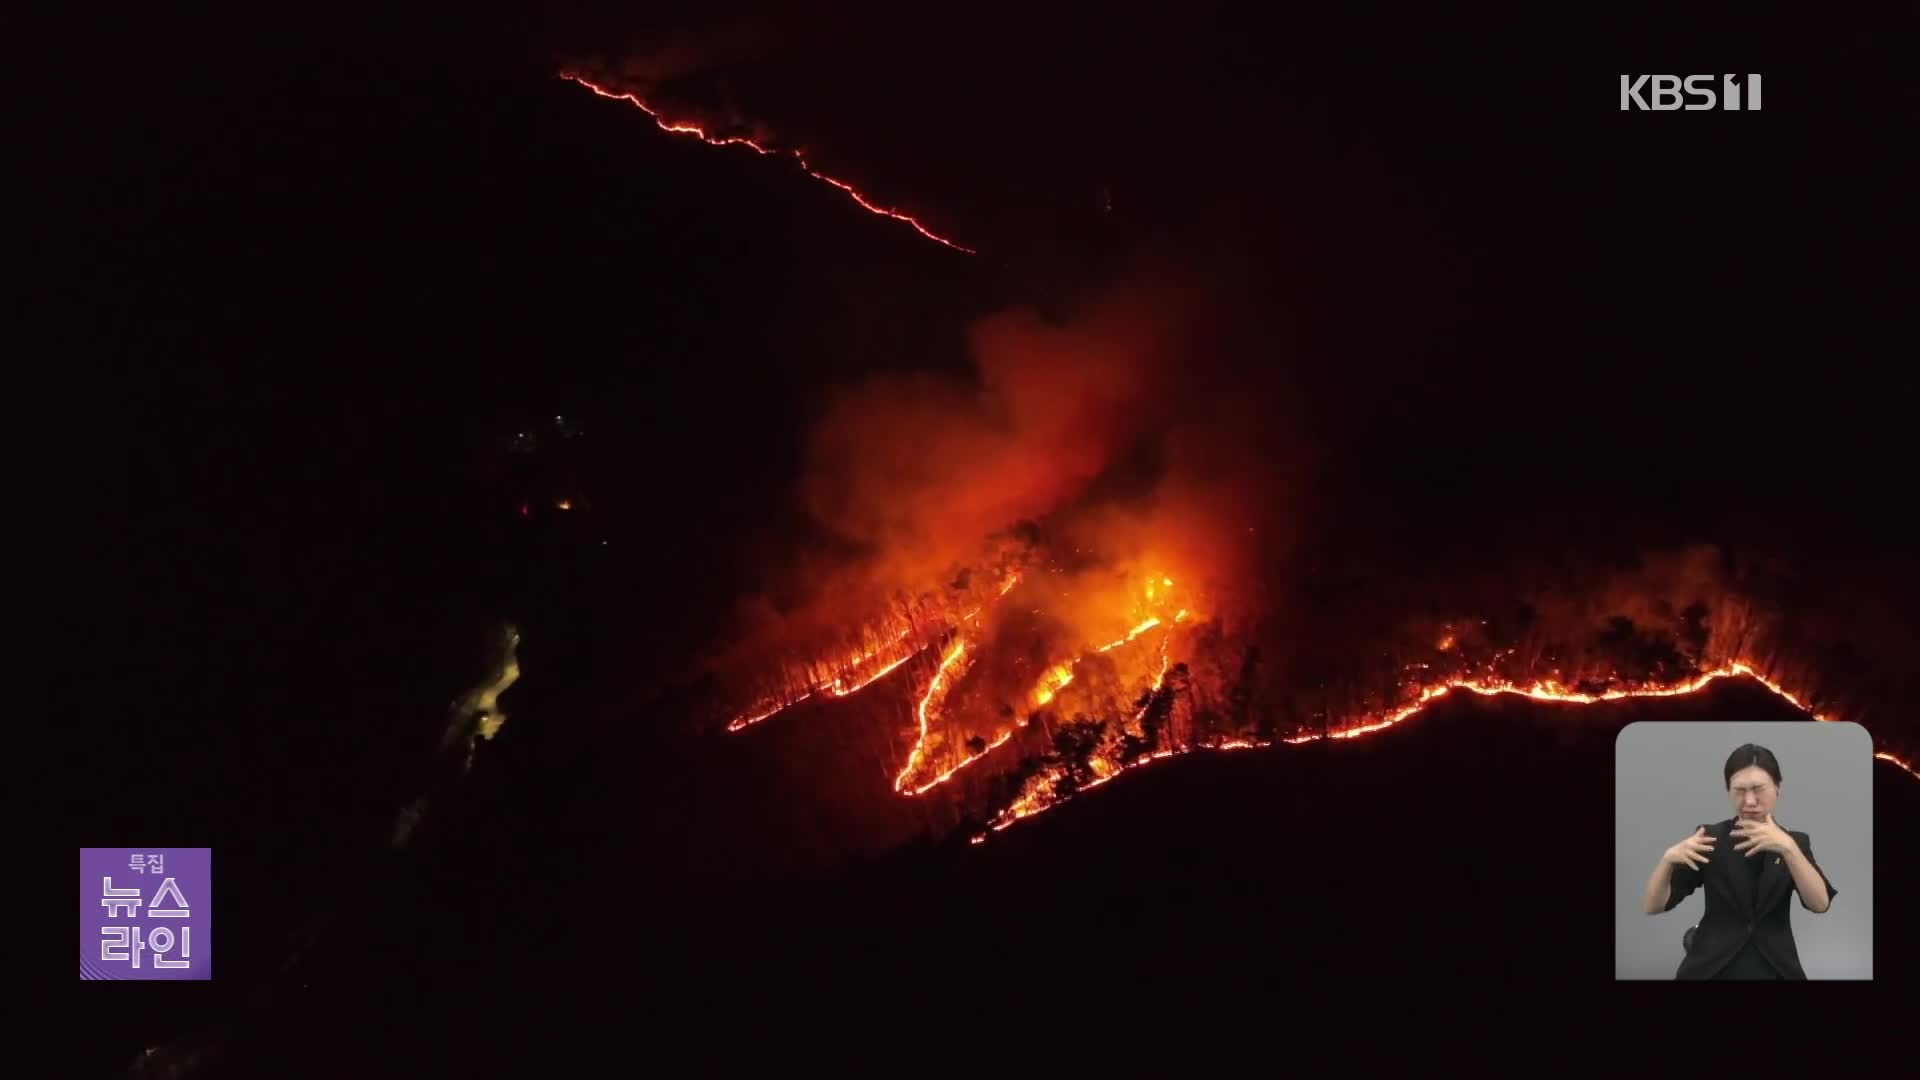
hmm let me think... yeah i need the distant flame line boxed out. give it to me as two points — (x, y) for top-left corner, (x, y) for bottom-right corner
(560, 73), (976, 254)
(972, 660), (1920, 844)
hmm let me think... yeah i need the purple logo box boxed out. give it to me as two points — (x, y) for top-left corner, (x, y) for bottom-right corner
(80, 848), (211, 981)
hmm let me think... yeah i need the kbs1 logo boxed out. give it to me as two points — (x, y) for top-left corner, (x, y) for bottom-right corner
(1620, 74), (1762, 111)
(80, 848), (211, 980)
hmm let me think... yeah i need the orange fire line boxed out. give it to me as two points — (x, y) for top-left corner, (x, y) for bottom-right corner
(1096, 617), (1161, 653)
(725, 691), (813, 733)
(560, 73), (976, 254)
(900, 605), (1187, 796)
(825, 650), (919, 698)
(894, 589), (1037, 794)
(726, 628), (919, 733)
(907, 730), (1015, 796)
(973, 659), (1918, 844)
(727, 572), (1024, 734)
(895, 635), (973, 793)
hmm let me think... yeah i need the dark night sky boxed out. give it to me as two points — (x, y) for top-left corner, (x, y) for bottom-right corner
(51, 3), (1919, 1070)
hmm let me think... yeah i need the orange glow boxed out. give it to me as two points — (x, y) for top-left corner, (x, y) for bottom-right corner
(725, 630), (921, 730)
(1875, 751), (1918, 782)
(725, 691), (814, 733)
(1031, 660), (1076, 706)
(1145, 628), (1173, 699)
(970, 612), (1183, 816)
(894, 574), (1185, 797)
(906, 730), (1014, 796)
(895, 635), (973, 793)
(976, 659), (1909, 844)
(895, 634), (1029, 795)
(724, 628), (918, 733)
(561, 73), (975, 254)
(726, 572), (1022, 734)
(825, 649), (918, 698)
(1096, 617), (1161, 653)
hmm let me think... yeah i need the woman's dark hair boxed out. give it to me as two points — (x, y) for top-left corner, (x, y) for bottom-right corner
(1724, 743), (1783, 789)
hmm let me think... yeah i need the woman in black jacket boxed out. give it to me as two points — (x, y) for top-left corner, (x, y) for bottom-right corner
(1640, 743), (1838, 979)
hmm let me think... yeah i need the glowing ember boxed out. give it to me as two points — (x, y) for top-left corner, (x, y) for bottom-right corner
(561, 73), (975, 254)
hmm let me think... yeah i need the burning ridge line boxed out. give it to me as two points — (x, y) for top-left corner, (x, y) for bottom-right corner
(561, 73), (975, 254)
(973, 660), (1920, 844)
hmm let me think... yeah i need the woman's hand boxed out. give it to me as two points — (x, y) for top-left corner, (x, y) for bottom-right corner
(1732, 813), (1792, 857)
(1664, 826), (1715, 870)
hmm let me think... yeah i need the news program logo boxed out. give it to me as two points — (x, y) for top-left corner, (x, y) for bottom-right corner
(80, 848), (211, 980)
(1621, 74), (1762, 111)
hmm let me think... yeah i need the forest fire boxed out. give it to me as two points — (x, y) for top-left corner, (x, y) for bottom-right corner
(725, 631), (930, 732)
(559, 36), (1918, 849)
(705, 509), (1919, 851)
(1098, 613), (1175, 653)
(725, 571), (1022, 733)
(1030, 661), (1075, 707)
(724, 637), (921, 732)
(560, 73), (975, 253)
(903, 730), (1014, 797)
(894, 634), (974, 793)
(879, 573), (1195, 796)
(974, 657), (1912, 843)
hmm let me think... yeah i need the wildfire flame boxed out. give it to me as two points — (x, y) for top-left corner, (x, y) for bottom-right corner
(904, 730), (1015, 797)
(893, 581), (1191, 797)
(1030, 660), (1076, 707)
(554, 66), (1918, 853)
(1097, 616), (1162, 653)
(726, 573), (1023, 733)
(974, 659), (1919, 844)
(1877, 751), (1919, 781)
(895, 635), (974, 793)
(824, 645), (919, 698)
(561, 73), (975, 254)
(724, 631), (921, 733)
